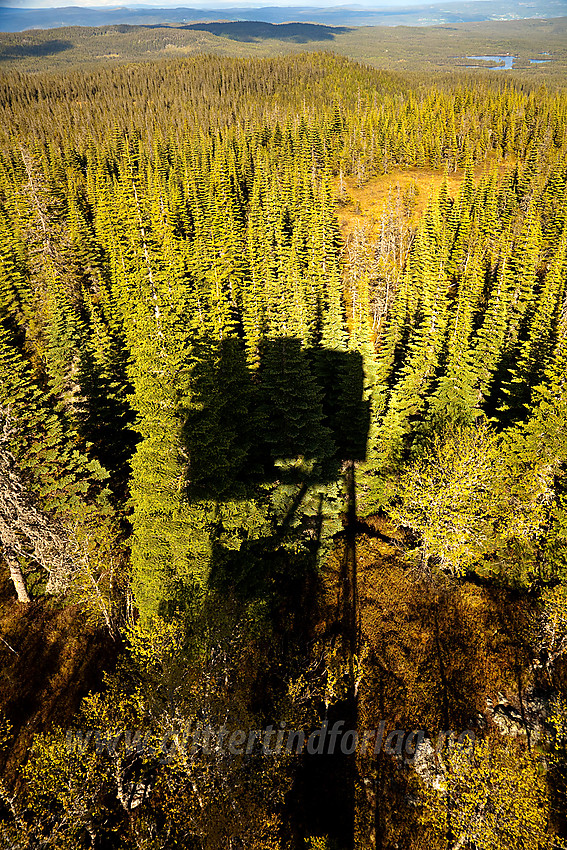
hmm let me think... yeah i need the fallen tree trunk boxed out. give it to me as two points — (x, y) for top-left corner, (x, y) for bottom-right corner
(4, 548), (31, 603)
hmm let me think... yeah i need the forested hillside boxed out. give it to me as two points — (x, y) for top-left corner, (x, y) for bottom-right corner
(0, 53), (566, 848)
(2, 16), (567, 77)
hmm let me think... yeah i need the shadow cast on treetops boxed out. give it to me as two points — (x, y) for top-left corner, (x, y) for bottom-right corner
(181, 21), (352, 43)
(183, 336), (369, 500)
(172, 337), (369, 611)
(0, 39), (73, 61)
(180, 336), (369, 847)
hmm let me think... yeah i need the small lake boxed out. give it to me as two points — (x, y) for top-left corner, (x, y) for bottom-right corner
(465, 55), (516, 70)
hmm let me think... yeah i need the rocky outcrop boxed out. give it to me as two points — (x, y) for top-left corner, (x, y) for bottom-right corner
(485, 689), (550, 744)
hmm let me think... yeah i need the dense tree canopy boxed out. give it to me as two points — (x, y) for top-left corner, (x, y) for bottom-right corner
(0, 52), (566, 849)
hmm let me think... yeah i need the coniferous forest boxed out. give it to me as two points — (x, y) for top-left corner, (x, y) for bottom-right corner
(0, 52), (567, 848)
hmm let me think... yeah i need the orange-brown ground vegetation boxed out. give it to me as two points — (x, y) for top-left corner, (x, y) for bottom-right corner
(335, 158), (514, 240)
(0, 571), (117, 791)
(323, 518), (542, 735)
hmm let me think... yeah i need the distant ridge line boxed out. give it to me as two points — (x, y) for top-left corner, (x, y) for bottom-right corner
(2, 1), (567, 32)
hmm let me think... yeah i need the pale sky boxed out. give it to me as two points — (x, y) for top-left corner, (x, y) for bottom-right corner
(2, 0), (461, 8)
